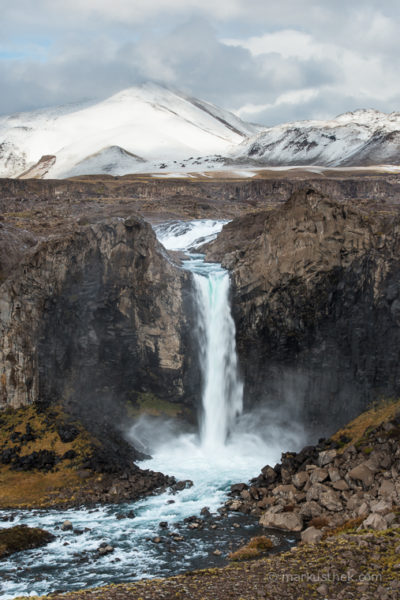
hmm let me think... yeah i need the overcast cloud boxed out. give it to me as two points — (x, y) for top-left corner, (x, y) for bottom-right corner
(0, 0), (399, 124)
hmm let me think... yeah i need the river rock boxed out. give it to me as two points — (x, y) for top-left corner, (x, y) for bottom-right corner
(261, 465), (277, 483)
(61, 520), (73, 531)
(260, 511), (303, 532)
(229, 500), (244, 511)
(301, 526), (324, 544)
(98, 544), (114, 555)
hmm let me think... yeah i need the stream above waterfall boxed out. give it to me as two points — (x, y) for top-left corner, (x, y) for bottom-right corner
(0, 219), (301, 600)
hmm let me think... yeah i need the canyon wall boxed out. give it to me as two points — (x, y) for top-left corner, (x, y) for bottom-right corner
(205, 190), (400, 436)
(2, 176), (400, 443)
(0, 216), (199, 436)
(1, 173), (400, 224)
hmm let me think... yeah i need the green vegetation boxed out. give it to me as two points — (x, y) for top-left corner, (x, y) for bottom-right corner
(128, 392), (184, 418)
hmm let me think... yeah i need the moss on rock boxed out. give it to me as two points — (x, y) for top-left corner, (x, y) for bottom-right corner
(0, 525), (54, 559)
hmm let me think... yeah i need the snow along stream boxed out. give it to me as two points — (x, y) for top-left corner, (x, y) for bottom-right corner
(0, 219), (301, 599)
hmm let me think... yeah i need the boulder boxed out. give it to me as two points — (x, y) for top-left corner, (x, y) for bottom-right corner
(292, 471), (309, 490)
(309, 468), (329, 484)
(348, 463), (375, 488)
(379, 479), (395, 497)
(260, 511), (303, 532)
(301, 526), (323, 544)
(61, 520), (73, 531)
(328, 467), (342, 483)
(299, 501), (323, 519)
(230, 483), (248, 495)
(370, 500), (392, 515)
(319, 489), (343, 512)
(384, 512), (397, 526)
(362, 513), (388, 530)
(346, 493), (365, 511)
(367, 450), (392, 471)
(228, 500), (243, 512)
(272, 484), (297, 498)
(332, 480), (349, 491)
(261, 465), (277, 483)
(318, 450), (337, 467)
(306, 483), (330, 503)
(98, 544), (114, 555)
(240, 490), (251, 501)
(357, 502), (370, 517)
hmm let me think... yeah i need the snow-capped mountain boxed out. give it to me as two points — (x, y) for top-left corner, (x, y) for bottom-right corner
(1, 89), (399, 179)
(234, 109), (400, 167)
(0, 83), (257, 179)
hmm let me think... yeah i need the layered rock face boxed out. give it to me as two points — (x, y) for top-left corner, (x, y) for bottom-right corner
(0, 216), (198, 436)
(205, 190), (400, 435)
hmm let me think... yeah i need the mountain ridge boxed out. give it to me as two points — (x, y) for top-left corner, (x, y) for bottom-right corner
(0, 84), (399, 178)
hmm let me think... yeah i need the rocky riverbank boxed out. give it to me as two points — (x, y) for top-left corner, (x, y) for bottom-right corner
(0, 403), (180, 509)
(10, 399), (400, 600)
(12, 527), (400, 599)
(225, 399), (400, 542)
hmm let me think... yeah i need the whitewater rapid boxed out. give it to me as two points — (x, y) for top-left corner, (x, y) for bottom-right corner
(0, 219), (301, 600)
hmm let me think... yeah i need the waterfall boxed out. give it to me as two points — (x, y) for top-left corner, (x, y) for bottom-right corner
(154, 219), (243, 448)
(192, 267), (243, 449)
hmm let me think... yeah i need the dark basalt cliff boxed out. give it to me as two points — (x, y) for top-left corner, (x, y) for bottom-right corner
(205, 190), (400, 436)
(0, 216), (199, 440)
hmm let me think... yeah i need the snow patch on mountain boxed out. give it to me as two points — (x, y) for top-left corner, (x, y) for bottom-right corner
(0, 83), (256, 179)
(63, 146), (146, 178)
(234, 109), (400, 167)
(1, 92), (399, 178)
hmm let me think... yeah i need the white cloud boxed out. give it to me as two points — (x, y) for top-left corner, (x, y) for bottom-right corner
(235, 88), (320, 119)
(0, 1), (399, 124)
(224, 30), (316, 60)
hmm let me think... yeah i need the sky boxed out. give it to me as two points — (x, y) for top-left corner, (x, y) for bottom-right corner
(0, 0), (399, 125)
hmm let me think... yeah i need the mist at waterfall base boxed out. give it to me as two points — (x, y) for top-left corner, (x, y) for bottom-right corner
(131, 219), (306, 487)
(0, 219), (304, 600)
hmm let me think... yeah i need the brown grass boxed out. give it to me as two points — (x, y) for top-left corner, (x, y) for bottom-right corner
(0, 525), (54, 558)
(0, 404), (97, 508)
(332, 397), (400, 451)
(323, 516), (365, 538)
(228, 536), (274, 561)
(309, 516), (330, 529)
